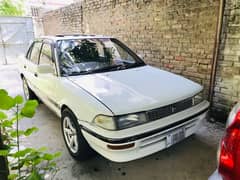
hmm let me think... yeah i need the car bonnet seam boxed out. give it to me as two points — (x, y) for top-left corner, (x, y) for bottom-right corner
(67, 77), (115, 115)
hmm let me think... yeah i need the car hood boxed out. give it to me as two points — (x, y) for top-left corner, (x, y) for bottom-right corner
(67, 65), (202, 115)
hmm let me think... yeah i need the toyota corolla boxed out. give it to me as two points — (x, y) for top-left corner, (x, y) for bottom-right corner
(19, 35), (209, 162)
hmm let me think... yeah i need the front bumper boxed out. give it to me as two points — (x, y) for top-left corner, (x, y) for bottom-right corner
(81, 101), (209, 162)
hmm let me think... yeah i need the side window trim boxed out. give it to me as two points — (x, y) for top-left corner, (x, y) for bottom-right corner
(52, 42), (60, 76)
(37, 43), (44, 65)
(38, 43), (44, 65)
(26, 43), (34, 60)
(28, 41), (43, 64)
(50, 42), (59, 76)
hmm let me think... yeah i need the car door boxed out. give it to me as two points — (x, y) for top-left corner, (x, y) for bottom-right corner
(23, 41), (42, 95)
(36, 42), (60, 114)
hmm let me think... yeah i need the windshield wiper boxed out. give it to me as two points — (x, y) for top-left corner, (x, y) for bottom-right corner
(88, 64), (126, 73)
(125, 62), (145, 68)
(67, 63), (144, 76)
(68, 70), (92, 76)
(67, 65), (123, 76)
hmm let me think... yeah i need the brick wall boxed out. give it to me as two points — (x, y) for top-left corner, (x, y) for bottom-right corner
(42, 0), (229, 116)
(212, 0), (240, 120)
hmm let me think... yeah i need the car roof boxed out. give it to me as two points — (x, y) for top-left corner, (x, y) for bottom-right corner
(38, 34), (113, 42)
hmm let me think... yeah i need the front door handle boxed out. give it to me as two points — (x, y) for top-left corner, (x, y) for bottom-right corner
(34, 72), (38, 77)
(24, 65), (26, 69)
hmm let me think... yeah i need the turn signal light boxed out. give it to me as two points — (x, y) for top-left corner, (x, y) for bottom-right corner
(107, 143), (135, 150)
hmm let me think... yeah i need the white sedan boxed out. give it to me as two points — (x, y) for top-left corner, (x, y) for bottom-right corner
(19, 35), (209, 162)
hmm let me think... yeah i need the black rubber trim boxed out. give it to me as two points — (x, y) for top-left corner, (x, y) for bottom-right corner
(81, 108), (209, 144)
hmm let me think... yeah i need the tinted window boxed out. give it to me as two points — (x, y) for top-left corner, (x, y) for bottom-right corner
(39, 43), (53, 65)
(30, 42), (42, 64)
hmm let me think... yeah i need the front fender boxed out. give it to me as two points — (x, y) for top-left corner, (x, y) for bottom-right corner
(58, 78), (113, 125)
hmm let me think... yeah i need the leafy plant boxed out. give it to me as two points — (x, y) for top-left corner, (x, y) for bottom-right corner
(0, 89), (61, 180)
(0, 0), (25, 16)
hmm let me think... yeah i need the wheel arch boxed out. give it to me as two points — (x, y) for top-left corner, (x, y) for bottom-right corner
(61, 104), (78, 120)
(61, 104), (70, 114)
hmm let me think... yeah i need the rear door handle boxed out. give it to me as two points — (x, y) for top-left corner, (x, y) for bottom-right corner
(34, 72), (38, 77)
(24, 65), (26, 69)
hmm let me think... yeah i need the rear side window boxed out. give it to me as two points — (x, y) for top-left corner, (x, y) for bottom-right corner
(39, 43), (53, 65)
(29, 42), (42, 64)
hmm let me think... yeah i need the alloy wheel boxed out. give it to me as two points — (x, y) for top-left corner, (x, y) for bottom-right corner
(63, 116), (79, 153)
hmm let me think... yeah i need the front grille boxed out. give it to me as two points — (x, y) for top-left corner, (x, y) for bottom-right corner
(147, 98), (193, 121)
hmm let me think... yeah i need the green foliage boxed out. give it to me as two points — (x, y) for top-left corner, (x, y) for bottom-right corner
(0, 111), (7, 120)
(21, 100), (38, 118)
(0, 89), (61, 180)
(14, 96), (23, 105)
(0, 149), (9, 156)
(0, 89), (15, 110)
(9, 127), (38, 137)
(26, 170), (42, 180)
(0, 0), (25, 16)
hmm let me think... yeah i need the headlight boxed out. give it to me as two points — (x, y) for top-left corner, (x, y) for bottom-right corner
(192, 92), (204, 105)
(116, 113), (147, 129)
(93, 115), (116, 130)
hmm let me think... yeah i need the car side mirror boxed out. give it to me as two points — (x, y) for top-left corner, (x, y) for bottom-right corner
(37, 64), (54, 74)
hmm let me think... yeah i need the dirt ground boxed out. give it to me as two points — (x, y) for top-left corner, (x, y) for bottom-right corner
(0, 65), (225, 180)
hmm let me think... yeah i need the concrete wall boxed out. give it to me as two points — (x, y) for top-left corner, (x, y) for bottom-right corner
(41, 0), (240, 119)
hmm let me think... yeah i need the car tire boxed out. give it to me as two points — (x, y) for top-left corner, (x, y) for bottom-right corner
(22, 77), (37, 100)
(61, 108), (95, 161)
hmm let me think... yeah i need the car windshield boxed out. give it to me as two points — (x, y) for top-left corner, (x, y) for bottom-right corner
(56, 38), (145, 76)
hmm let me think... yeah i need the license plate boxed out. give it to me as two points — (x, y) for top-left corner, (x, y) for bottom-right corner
(166, 128), (185, 147)
(172, 128), (185, 144)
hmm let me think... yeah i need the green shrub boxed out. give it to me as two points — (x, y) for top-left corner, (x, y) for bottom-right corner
(0, 89), (61, 180)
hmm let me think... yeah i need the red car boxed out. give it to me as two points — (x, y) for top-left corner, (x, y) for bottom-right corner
(209, 103), (240, 180)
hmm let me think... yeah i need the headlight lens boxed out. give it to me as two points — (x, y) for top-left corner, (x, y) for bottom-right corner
(192, 92), (204, 105)
(93, 115), (116, 130)
(116, 113), (147, 129)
